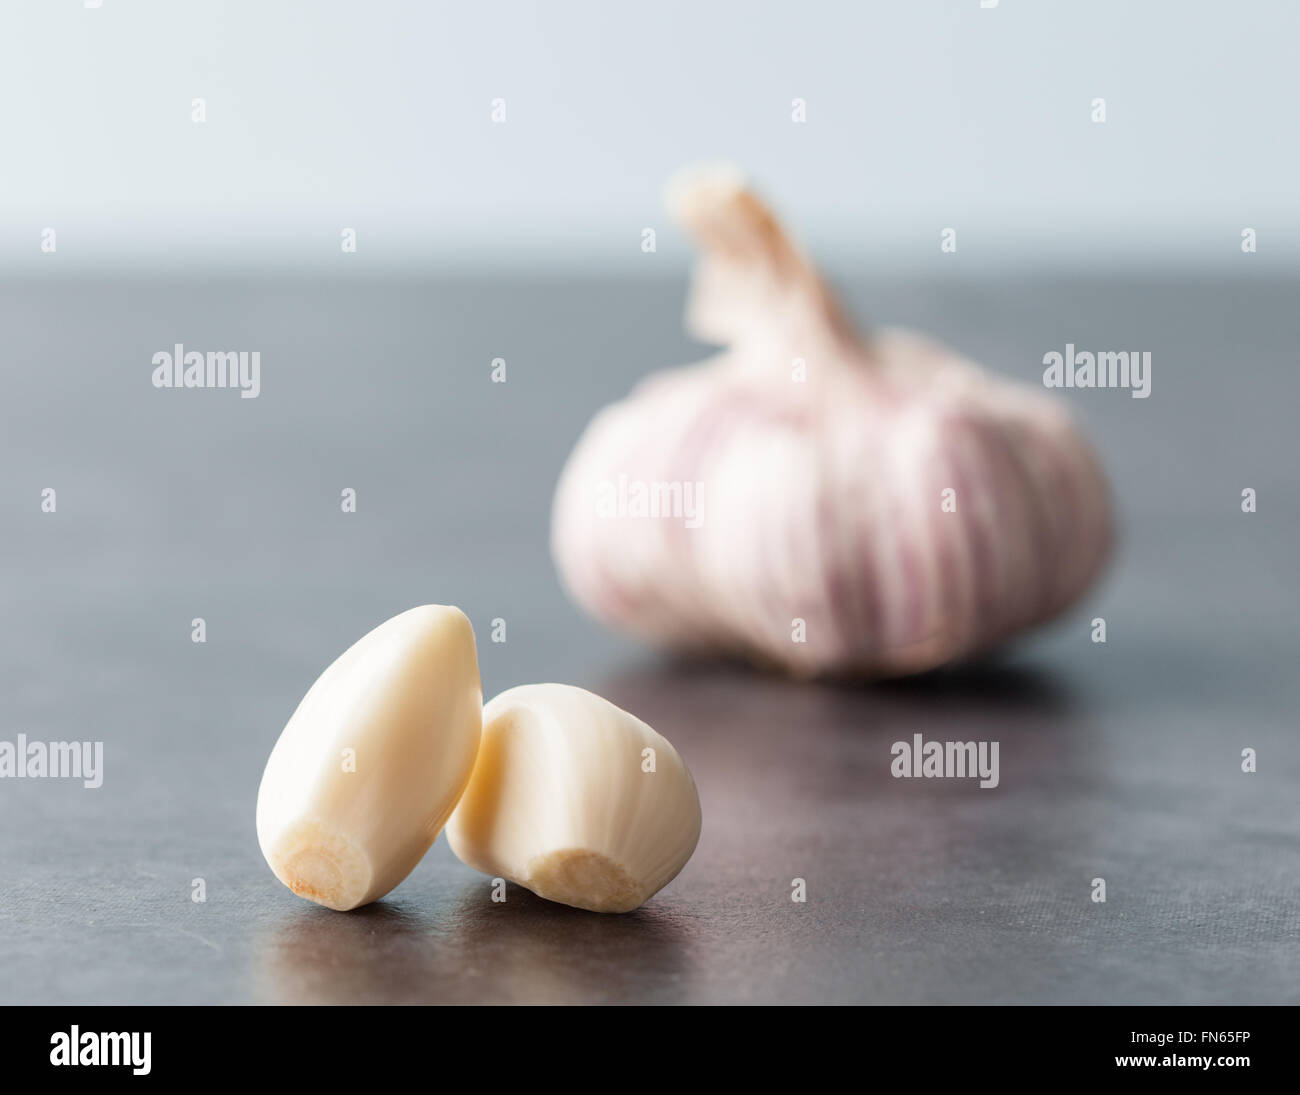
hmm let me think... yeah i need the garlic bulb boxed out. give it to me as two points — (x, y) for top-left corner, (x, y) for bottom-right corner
(445, 683), (701, 913)
(256, 605), (482, 910)
(551, 166), (1113, 678)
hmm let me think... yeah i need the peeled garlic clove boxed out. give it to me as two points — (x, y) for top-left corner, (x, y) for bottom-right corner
(256, 605), (482, 911)
(551, 165), (1112, 678)
(445, 683), (701, 913)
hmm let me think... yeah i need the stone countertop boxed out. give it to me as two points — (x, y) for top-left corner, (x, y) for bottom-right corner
(0, 275), (1295, 1004)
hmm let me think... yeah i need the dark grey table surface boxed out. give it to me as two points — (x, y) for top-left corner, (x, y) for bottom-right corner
(1, 274), (1296, 1005)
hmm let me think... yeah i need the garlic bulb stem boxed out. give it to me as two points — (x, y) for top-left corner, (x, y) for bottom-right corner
(666, 164), (864, 360)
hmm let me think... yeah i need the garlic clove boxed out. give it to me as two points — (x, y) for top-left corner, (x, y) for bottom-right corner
(445, 683), (702, 914)
(256, 605), (482, 911)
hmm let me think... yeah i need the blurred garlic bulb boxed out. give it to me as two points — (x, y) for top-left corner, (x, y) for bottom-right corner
(551, 166), (1112, 678)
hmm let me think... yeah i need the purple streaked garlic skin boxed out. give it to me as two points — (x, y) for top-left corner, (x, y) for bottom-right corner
(551, 166), (1113, 679)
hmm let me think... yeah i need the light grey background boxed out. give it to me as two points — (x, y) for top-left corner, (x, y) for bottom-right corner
(1, 0), (1298, 272)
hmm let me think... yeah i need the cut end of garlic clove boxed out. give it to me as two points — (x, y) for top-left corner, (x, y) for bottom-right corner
(446, 683), (702, 914)
(256, 604), (483, 911)
(266, 819), (372, 912)
(526, 849), (645, 914)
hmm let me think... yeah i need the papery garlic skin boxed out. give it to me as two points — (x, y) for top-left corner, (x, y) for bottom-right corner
(445, 684), (702, 913)
(551, 167), (1113, 678)
(256, 605), (482, 911)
